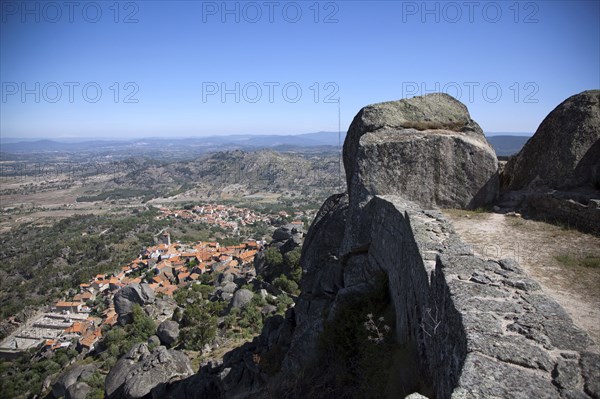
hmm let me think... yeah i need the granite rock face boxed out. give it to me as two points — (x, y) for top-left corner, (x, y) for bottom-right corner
(104, 343), (193, 399)
(65, 382), (91, 399)
(114, 283), (156, 325)
(503, 90), (600, 191)
(52, 364), (96, 398)
(157, 320), (180, 347)
(343, 93), (498, 210)
(282, 195), (599, 398)
(500, 90), (600, 234)
(231, 289), (253, 309)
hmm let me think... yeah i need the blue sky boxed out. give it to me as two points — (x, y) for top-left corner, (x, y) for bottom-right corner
(1, 0), (599, 139)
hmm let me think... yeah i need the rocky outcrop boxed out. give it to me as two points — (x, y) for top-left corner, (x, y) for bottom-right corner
(285, 195), (599, 398)
(527, 194), (600, 235)
(159, 311), (295, 399)
(282, 193), (348, 371)
(277, 94), (598, 398)
(502, 90), (600, 191)
(104, 343), (193, 399)
(157, 320), (180, 347)
(231, 289), (253, 309)
(65, 382), (91, 399)
(343, 93), (498, 211)
(254, 224), (304, 283)
(144, 296), (177, 324)
(52, 364), (96, 398)
(500, 90), (600, 234)
(114, 283), (155, 325)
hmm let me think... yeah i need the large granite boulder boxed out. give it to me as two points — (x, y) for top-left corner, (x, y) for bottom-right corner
(114, 283), (155, 325)
(231, 289), (253, 309)
(156, 320), (180, 347)
(343, 93), (498, 210)
(502, 90), (600, 191)
(52, 364), (96, 398)
(105, 343), (193, 399)
(272, 225), (303, 243)
(272, 226), (294, 242)
(65, 382), (91, 399)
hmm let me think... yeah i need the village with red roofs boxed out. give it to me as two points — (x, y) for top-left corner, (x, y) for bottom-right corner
(0, 230), (263, 357)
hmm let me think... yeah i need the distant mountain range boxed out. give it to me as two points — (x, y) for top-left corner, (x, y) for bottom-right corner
(486, 135), (531, 156)
(0, 132), (344, 154)
(1, 131), (531, 156)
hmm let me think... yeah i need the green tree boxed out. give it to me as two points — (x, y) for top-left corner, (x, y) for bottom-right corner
(273, 274), (299, 295)
(129, 304), (156, 342)
(265, 247), (283, 267)
(284, 247), (302, 284)
(179, 303), (220, 351)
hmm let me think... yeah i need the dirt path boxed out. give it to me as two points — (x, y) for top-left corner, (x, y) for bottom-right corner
(443, 211), (600, 345)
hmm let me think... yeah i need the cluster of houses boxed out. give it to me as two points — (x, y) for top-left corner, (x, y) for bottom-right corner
(157, 204), (308, 232)
(157, 204), (270, 230)
(0, 233), (262, 356)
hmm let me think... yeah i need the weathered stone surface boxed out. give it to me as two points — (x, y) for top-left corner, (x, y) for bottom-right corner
(272, 225), (302, 242)
(299, 193), (348, 297)
(217, 272), (235, 285)
(52, 364), (96, 398)
(343, 93), (498, 210)
(455, 353), (560, 398)
(231, 289), (253, 309)
(144, 296), (177, 323)
(65, 382), (91, 399)
(467, 332), (553, 371)
(552, 358), (582, 390)
(157, 320), (180, 347)
(221, 281), (238, 294)
(261, 304), (277, 315)
(280, 193), (348, 372)
(503, 90), (600, 191)
(114, 283), (155, 325)
(280, 234), (302, 253)
(105, 343), (193, 399)
(580, 352), (600, 398)
(286, 195), (598, 398)
(160, 313), (295, 399)
(147, 335), (161, 347)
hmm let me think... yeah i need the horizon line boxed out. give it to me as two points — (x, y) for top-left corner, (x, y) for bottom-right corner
(0, 131), (534, 143)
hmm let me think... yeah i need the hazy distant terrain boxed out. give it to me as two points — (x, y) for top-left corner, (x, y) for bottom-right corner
(1, 131), (528, 157)
(0, 132), (344, 160)
(487, 135), (531, 156)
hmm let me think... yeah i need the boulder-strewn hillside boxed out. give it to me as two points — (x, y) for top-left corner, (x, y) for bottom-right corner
(109, 150), (343, 201)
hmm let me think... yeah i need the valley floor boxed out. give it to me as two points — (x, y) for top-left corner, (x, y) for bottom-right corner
(444, 211), (600, 345)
